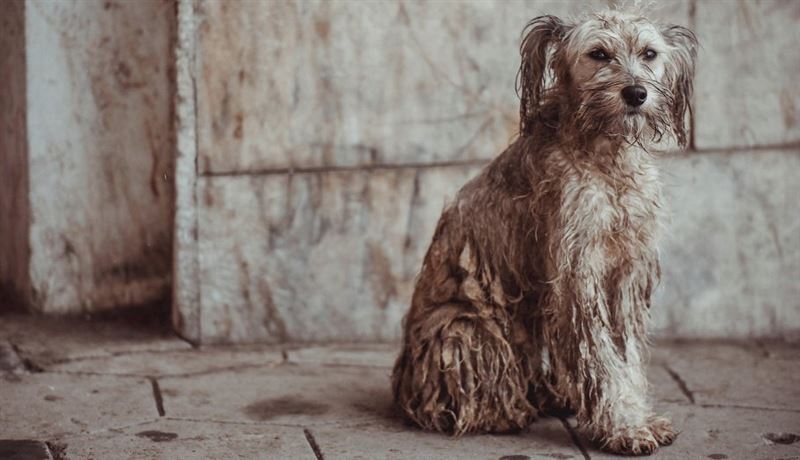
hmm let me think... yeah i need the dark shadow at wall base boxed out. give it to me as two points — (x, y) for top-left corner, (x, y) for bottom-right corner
(0, 282), (30, 314)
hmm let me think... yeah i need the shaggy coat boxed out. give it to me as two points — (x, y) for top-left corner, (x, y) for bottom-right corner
(392, 8), (697, 456)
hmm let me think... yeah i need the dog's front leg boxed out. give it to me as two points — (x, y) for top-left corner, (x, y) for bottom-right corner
(544, 238), (674, 455)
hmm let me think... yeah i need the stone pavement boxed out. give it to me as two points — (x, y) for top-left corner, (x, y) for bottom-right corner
(1, 311), (798, 460)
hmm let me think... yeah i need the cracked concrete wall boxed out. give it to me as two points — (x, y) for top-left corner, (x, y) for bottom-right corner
(0, 0), (176, 313)
(174, 0), (799, 343)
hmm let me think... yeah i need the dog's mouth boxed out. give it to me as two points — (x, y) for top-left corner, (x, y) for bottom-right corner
(624, 108), (641, 116)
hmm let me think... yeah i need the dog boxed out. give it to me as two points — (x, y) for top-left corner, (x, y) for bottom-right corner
(392, 6), (697, 456)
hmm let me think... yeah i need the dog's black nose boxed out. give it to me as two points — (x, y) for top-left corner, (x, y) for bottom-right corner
(621, 85), (647, 107)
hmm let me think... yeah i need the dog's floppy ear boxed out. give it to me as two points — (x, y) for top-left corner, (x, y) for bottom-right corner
(661, 25), (698, 148)
(517, 15), (567, 136)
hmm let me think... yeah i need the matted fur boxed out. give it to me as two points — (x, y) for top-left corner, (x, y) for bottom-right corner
(393, 6), (697, 456)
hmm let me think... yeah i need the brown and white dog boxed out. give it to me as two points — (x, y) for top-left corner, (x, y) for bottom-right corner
(392, 6), (697, 456)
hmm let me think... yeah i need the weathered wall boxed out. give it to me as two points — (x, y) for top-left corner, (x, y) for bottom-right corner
(0, 0), (30, 306)
(24, 0), (177, 313)
(175, 0), (799, 343)
(0, 0), (176, 313)
(650, 0), (800, 338)
(694, 1), (800, 148)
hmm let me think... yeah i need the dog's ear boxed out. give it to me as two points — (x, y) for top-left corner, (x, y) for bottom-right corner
(661, 25), (698, 148)
(517, 15), (567, 136)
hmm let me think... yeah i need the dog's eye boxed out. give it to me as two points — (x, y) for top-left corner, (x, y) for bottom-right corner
(588, 49), (610, 61)
(643, 49), (657, 60)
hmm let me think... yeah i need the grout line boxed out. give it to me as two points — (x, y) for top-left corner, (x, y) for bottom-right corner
(559, 417), (591, 460)
(45, 359), (283, 379)
(663, 365), (695, 404)
(164, 416), (311, 429)
(202, 158), (489, 178)
(46, 346), (198, 365)
(200, 141), (800, 179)
(303, 427), (325, 460)
(697, 403), (800, 414)
(163, 414), (387, 429)
(682, 141), (800, 155)
(149, 377), (166, 416)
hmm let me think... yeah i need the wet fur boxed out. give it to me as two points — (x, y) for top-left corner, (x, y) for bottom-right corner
(393, 7), (696, 456)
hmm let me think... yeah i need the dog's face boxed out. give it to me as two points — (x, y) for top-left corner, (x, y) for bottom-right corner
(518, 10), (698, 148)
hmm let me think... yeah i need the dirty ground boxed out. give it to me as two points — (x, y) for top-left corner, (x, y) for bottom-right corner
(1, 312), (798, 459)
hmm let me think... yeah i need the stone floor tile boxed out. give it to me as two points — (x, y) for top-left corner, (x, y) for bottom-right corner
(49, 346), (284, 377)
(57, 418), (312, 459)
(310, 416), (580, 460)
(159, 363), (393, 427)
(0, 312), (191, 368)
(286, 343), (398, 368)
(588, 404), (800, 459)
(657, 341), (800, 410)
(660, 403), (799, 460)
(1, 372), (157, 439)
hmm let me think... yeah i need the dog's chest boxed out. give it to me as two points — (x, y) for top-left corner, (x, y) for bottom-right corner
(557, 156), (662, 245)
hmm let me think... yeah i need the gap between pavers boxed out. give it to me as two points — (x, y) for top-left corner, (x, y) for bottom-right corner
(653, 341), (800, 411)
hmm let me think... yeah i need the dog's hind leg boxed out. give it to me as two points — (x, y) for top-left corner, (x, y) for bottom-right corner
(392, 303), (536, 436)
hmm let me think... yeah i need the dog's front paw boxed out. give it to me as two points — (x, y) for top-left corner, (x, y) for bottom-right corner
(601, 425), (659, 456)
(648, 415), (678, 446)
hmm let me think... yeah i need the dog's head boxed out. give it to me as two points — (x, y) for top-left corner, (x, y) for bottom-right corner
(518, 9), (697, 148)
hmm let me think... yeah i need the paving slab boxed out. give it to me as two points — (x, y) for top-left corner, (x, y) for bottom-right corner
(310, 416), (580, 460)
(49, 346), (284, 377)
(657, 341), (800, 410)
(591, 402), (800, 460)
(0, 372), (157, 439)
(0, 312), (191, 368)
(57, 418), (312, 460)
(285, 343), (398, 368)
(160, 363), (393, 427)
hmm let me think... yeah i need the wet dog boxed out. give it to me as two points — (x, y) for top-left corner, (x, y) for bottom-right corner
(392, 6), (697, 456)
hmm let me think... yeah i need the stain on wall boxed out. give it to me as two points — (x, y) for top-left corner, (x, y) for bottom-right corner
(193, 0), (624, 174)
(694, 0), (800, 148)
(177, 0), (798, 342)
(197, 166), (483, 343)
(11, 0), (177, 313)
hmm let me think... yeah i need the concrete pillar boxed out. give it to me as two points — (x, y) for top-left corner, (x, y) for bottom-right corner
(0, 0), (176, 314)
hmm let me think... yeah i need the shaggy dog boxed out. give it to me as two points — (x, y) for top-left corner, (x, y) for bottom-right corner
(392, 7), (697, 456)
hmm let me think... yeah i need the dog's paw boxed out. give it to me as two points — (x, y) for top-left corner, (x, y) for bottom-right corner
(648, 415), (678, 446)
(601, 425), (659, 456)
